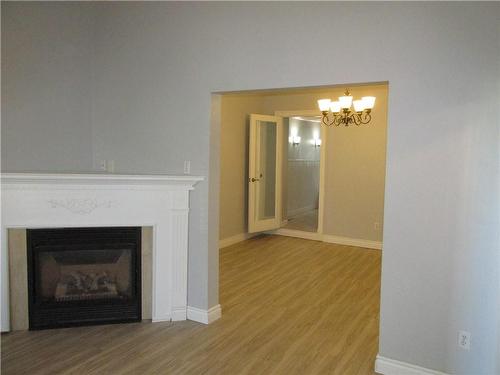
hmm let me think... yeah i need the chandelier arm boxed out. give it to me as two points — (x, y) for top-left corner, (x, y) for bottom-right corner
(342, 112), (349, 126)
(322, 113), (336, 127)
(351, 113), (362, 126)
(334, 114), (342, 127)
(359, 112), (372, 124)
(321, 114), (331, 127)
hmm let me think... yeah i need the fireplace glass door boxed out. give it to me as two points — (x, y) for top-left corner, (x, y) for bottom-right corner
(38, 247), (133, 303)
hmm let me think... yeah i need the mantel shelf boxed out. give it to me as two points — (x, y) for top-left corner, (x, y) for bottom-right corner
(1, 173), (204, 188)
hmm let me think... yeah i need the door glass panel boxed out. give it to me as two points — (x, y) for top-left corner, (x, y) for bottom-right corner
(258, 121), (276, 220)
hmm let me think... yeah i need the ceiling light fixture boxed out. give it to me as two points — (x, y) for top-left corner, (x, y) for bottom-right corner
(317, 89), (375, 127)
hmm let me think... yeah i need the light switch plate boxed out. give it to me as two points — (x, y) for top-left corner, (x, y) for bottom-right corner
(183, 161), (191, 174)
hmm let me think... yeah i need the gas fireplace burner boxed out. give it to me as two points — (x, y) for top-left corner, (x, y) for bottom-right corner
(27, 227), (142, 330)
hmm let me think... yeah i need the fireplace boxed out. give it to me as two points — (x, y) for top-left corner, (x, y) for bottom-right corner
(2, 173), (204, 332)
(27, 227), (142, 330)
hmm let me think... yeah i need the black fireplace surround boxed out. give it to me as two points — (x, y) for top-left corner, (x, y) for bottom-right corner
(27, 227), (142, 330)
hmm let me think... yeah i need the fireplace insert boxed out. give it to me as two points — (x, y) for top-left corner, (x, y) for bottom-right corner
(27, 227), (141, 330)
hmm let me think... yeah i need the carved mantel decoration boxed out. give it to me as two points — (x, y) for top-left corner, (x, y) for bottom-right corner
(48, 198), (113, 215)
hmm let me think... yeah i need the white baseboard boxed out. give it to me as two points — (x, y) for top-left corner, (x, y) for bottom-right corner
(272, 228), (322, 241)
(152, 315), (172, 323)
(375, 355), (449, 375)
(271, 230), (382, 250)
(152, 308), (187, 322)
(221, 231), (381, 251)
(170, 308), (187, 321)
(323, 234), (382, 250)
(187, 304), (222, 324)
(219, 233), (258, 248)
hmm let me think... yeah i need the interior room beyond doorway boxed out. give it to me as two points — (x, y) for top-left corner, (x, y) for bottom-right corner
(218, 83), (388, 250)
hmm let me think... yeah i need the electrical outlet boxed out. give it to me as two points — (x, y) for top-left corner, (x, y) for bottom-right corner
(183, 160), (191, 174)
(458, 330), (471, 350)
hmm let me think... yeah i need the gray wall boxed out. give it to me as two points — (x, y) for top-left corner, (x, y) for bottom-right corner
(2, 3), (94, 172)
(2, 3), (499, 374)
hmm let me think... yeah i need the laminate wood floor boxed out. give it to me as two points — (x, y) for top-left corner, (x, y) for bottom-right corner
(1, 235), (381, 375)
(283, 209), (318, 232)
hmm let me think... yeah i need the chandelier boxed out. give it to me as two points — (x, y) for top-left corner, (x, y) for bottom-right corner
(317, 89), (375, 127)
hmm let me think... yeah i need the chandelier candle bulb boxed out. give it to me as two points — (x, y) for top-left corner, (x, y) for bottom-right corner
(353, 100), (366, 113)
(317, 99), (331, 112)
(330, 101), (341, 113)
(338, 94), (353, 109)
(361, 96), (376, 110)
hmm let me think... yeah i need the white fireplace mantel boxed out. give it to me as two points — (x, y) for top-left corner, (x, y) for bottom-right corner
(1, 173), (204, 332)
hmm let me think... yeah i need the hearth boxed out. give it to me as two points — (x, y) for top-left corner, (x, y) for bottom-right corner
(27, 227), (141, 330)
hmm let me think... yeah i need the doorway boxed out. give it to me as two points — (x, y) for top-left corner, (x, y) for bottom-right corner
(216, 83), (387, 249)
(246, 110), (326, 239)
(213, 82), (388, 372)
(282, 115), (321, 233)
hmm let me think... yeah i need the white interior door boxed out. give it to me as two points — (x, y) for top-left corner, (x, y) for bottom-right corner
(248, 114), (283, 233)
